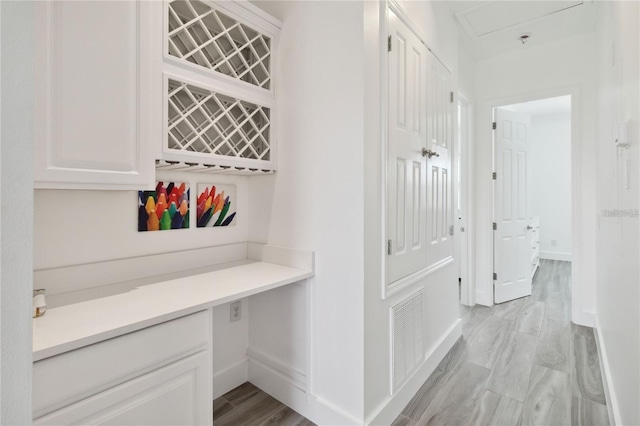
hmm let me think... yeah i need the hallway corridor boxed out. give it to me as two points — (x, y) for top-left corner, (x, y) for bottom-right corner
(393, 260), (609, 426)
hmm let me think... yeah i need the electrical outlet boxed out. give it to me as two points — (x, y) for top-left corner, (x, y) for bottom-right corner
(230, 301), (241, 322)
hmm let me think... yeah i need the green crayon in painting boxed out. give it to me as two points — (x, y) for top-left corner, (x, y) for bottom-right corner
(214, 201), (230, 226)
(160, 209), (171, 230)
(168, 201), (178, 218)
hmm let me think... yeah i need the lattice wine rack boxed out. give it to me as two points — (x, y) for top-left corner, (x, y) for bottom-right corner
(168, 76), (270, 155)
(160, 1), (278, 173)
(167, 0), (271, 90)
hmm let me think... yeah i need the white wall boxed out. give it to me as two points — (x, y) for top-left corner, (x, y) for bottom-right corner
(594, 2), (639, 425)
(474, 34), (598, 327)
(212, 296), (249, 399)
(363, 2), (464, 424)
(529, 113), (572, 260)
(1, 1), (34, 423)
(247, 1), (365, 423)
(458, 44), (476, 99)
(34, 170), (249, 269)
(33, 170), (252, 401)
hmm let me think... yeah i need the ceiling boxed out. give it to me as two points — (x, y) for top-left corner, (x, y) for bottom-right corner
(450, 1), (597, 60)
(500, 95), (571, 117)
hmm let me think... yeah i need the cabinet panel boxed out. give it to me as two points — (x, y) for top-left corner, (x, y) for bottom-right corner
(34, 351), (211, 426)
(34, 1), (154, 189)
(33, 311), (209, 418)
(163, 74), (272, 168)
(158, 0), (280, 172)
(166, 0), (273, 91)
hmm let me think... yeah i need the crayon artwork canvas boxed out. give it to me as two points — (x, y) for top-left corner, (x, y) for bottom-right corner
(196, 184), (237, 228)
(138, 182), (190, 232)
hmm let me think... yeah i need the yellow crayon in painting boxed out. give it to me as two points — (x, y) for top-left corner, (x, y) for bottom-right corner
(145, 196), (156, 215)
(205, 196), (213, 211)
(147, 210), (159, 231)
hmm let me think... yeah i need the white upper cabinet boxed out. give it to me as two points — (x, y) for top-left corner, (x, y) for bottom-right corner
(156, 1), (281, 173)
(34, 1), (155, 190)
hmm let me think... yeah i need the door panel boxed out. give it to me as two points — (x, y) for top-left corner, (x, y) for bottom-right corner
(494, 109), (532, 303)
(387, 11), (454, 286)
(387, 10), (428, 285)
(425, 54), (454, 269)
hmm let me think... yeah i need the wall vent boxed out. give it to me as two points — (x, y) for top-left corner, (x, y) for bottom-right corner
(390, 289), (425, 394)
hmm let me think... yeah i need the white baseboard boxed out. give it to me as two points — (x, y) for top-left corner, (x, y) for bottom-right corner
(246, 347), (306, 392)
(540, 251), (572, 262)
(594, 316), (620, 426)
(247, 347), (361, 425)
(572, 309), (595, 327)
(365, 319), (462, 426)
(213, 358), (248, 400)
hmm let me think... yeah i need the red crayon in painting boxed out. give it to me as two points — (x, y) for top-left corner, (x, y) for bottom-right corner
(176, 182), (186, 199)
(156, 193), (167, 219)
(168, 191), (178, 206)
(198, 187), (209, 205)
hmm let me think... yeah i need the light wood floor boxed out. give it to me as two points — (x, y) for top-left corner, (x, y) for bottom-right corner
(213, 382), (315, 426)
(214, 260), (608, 426)
(393, 259), (610, 426)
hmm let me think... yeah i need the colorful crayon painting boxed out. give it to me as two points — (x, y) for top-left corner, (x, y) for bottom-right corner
(196, 184), (236, 228)
(138, 182), (190, 232)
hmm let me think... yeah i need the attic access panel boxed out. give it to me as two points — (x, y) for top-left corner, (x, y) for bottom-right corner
(457, 1), (583, 38)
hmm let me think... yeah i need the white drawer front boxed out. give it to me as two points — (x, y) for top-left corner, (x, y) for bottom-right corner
(34, 310), (209, 418)
(34, 351), (211, 426)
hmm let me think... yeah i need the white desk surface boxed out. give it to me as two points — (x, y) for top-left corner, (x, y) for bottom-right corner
(33, 261), (313, 362)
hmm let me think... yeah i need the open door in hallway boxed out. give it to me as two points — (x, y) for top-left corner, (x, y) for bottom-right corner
(494, 108), (532, 303)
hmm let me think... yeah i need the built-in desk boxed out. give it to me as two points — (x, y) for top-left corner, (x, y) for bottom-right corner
(32, 243), (314, 425)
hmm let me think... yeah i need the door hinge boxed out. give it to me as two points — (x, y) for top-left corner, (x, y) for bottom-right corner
(492, 172), (497, 180)
(492, 122), (497, 130)
(450, 92), (454, 103)
(493, 272), (498, 280)
(449, 225), (454, 236)
(492, 222), (497, 230)
(387, 239), (392, 255)
(388, 35), (392, 52)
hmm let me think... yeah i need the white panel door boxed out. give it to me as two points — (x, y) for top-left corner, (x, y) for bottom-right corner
(494, 109), (532, 303)
(425, 53), (454, 269)
(34, 1), (154, 190)
(386, 10), (428, 285)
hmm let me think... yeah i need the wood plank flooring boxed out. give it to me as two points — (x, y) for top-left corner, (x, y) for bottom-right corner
(394, 260), (610, 426)
(213, 382), (315, 426)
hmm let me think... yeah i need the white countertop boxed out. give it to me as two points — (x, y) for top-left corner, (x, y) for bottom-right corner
(33, 261), (313, 362)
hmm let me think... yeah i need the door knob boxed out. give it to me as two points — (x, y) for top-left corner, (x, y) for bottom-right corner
(526, 225), (533, 230)
(421, 148), (439, 158)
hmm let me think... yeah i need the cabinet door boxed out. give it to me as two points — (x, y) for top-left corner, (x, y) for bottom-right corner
(424, 51), (454, 270)
(34, 1), (154, 190)
(386, 10), (428, 285)
(34, 351), (211, 426)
